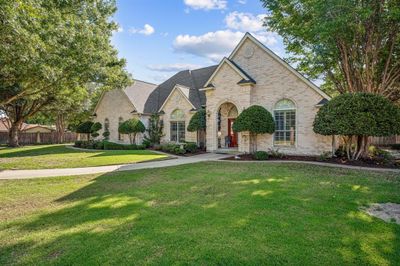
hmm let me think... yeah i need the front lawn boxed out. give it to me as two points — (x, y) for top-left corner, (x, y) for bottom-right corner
(0, 162), (399, 265)
(0, 145), (167, 170)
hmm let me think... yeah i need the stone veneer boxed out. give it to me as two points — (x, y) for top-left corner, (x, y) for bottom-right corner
(159, 88), (197, 144)
(94, 89), (147, 144)
(205, 38), (331, 155)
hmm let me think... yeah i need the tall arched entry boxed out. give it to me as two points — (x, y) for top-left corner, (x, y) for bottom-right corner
(217, 102), (238, 149)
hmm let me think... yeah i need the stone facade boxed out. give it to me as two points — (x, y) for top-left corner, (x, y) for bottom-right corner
(93, 33), (332, 155)
(204, 35), (331, 155)
(159, 87), (197, 143)
(94, 89), (148, 144)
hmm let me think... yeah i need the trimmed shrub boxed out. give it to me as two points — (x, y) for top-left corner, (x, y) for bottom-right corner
(187, 109), (206, 132)
(118, 118), (146, 144)
(102, 130), (110, 140)
(233, 105), (275, 152)
(90, 122), (102, 138)
(185, 142), (198, 153)
(103, 141), (145, 150)
(76, 121), (94, 140)
(142, 139), (151, 148)
(253, 151), (269, 160)
(313, 93), (400, 160)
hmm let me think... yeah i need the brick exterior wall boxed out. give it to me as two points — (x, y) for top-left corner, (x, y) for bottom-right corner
(159, 88), (197, 144)
(205, 38), (331, 155)
(94, 89), (148, 144)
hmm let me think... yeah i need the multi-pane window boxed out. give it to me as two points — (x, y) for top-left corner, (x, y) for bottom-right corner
(170, 121), (185, 142)
(170, 109), (185, 143)
(274, 99), (296, 146)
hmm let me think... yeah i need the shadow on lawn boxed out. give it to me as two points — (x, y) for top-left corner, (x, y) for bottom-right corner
(0, 144), (162, 159)
(1, 164), (399, 264)
(0, 145), (80, 158)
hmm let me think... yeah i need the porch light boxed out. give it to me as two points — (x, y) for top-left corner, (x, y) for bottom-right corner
(217, 131), (222, 137)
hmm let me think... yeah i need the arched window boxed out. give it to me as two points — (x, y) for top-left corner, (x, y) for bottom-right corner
(274, 99), (296, 146)
(118, 117), (123, 141)
(104, 118), (110, 132)
(170, 109), (185, 142)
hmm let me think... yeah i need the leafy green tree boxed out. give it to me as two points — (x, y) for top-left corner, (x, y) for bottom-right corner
(232, 105), (275, 152)
(76, 121), (94, 141)
(261, 0), (400, 101)
(144, 114), (164, 145)
(313, 93), (400, 160)
(0, 0), (131, 146)
(187, 109), (206, 147)
(90, 122), (102, 139)
(119, 119), (146, 144)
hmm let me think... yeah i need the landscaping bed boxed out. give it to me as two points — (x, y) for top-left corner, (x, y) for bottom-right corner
(223, 153), (400, 169)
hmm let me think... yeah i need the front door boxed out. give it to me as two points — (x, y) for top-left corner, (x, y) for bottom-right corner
(228, 118), (238, 147)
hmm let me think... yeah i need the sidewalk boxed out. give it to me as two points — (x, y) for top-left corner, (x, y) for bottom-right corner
(0, 153), (230, 180)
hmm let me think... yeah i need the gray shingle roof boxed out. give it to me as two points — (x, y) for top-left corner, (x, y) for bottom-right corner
(123, 80), (157, 113)
(144, 65), (217, 113)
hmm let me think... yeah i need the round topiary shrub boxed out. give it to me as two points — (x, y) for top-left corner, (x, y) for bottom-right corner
(118, 118), (146, 144)
(313, 93), (400, 160)
(233, 105), (275, 152)
(76, 121), (94, 140)
(90, 122), (102, 138)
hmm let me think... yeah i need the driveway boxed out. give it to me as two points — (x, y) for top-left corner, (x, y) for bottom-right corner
(0, 153), (230, 179)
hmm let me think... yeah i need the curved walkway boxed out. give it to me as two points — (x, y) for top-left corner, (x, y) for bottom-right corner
(0, 153), (230, 180)
(0, 153), (398, 180)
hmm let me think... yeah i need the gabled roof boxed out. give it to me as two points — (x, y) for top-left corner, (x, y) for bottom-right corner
(228, 32), (331, 100)
(94, 79), (157, 114)
(143, 65), (217, 113)
(158, 84), (196, 112)
(123, 80), (157, 113)
(203, 57), (256, 89)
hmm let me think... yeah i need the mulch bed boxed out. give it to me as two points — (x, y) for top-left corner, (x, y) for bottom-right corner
(223, 154), (400, 169)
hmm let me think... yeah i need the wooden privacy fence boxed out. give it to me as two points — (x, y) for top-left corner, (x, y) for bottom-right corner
(0, 132), (79, 145)
(370, 135), (400, 146)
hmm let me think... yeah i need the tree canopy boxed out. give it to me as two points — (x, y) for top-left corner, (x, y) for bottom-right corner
(313, 93), (400, 160)
(233, 105), (275, 134)
(118, 118), (145, 144)
(314, 93), (400, 137)
(187, 109), (206, 132)
(0, 0), (131, 146)
(261, 0), (400, 101)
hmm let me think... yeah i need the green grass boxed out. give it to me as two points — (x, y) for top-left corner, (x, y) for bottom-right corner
(0, 162), (399, 265)
(0, 144), (168, 170)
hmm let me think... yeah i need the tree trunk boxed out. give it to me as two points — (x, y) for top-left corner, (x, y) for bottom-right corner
(55, 113), (65, 144)
(8, 121), (22, 147)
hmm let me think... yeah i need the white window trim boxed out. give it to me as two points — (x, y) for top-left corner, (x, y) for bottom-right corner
(273, 100), (297, 148)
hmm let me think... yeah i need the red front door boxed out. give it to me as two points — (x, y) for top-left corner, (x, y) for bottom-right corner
(228, 118), (238, 147)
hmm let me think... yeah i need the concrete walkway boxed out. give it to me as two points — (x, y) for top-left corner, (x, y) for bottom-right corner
(0, 153), (230, 180)
(1, 153), (398, 180)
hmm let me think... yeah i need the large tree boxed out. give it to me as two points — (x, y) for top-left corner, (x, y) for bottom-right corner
(261, 0), (400, 101)
(0, 0), (131, 146)
(313, 93), (400, 160)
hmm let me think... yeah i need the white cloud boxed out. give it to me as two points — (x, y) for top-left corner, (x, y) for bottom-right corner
(238, 0), (246, 4)
(225, 11), (266, 32)
(147, 63), (203, 72)
(174, 30), (243, 62)
(173, 29), (277, 62)
(129, 24), (155, 36)
(184, 0), (227, 10)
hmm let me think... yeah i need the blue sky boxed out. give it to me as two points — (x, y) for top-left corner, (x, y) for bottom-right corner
(112, 0), (285, 84)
